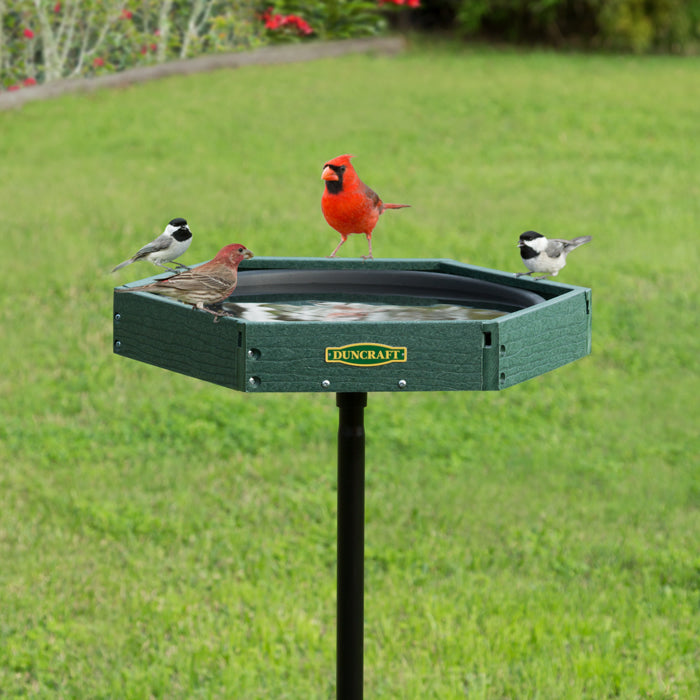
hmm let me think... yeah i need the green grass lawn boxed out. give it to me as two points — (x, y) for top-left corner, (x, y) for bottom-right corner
(1, 38), (698, 698)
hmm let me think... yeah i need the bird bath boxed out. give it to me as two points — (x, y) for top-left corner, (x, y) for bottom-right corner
(114, 257), (592, 699)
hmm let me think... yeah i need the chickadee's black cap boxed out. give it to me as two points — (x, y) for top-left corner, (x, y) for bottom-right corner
(169, 217), (188, 227)
(519, 230), (543, 241)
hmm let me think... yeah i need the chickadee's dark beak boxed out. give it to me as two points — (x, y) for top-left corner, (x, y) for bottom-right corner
(322, 165), (338, 182)
(517, 241), (523, 247)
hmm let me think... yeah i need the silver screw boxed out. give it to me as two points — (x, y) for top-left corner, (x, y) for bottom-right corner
(322, 380), (331, 389)
(114, 313), (121, 321)
(398, 379), (407, 388)
(114, 340), (121, 349)
(248, 376), (260, 387)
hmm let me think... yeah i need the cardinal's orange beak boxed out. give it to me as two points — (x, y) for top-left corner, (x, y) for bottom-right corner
(322, 165), (338, 182)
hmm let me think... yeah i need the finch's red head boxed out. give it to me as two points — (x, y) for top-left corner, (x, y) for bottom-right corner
(213, 244), (254, 265)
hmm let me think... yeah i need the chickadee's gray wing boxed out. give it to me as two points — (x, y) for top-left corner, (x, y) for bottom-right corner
(131, 233), (173, 260)
(544, 239), (568, 257)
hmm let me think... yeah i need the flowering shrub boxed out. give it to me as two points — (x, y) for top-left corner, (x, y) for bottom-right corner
(0, 0), (419, 91)
(1, 0), (267, 91)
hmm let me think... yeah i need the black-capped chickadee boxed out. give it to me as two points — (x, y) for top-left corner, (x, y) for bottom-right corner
(112, 217), (192, 273)
(516, 230), (592, 279)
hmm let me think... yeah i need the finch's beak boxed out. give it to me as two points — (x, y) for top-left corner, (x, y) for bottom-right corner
(243, 249), (254, 260)
(322, 165), (338, 182)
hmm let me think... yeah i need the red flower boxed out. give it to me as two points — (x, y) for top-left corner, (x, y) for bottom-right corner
(263, 11), (284, 30)
(93, 57), (105, 67)
(140, 45), (148, 55)
(8, 84), (20, 91)
(285, 15), (313, 35)
(54, 2), (61, 12)
(23, 77), (37, 87)
(261, 8), (313, 35)
(23, 28), (35, 39)
(120, 9), (133, 20)
(150, 43), (157, 52)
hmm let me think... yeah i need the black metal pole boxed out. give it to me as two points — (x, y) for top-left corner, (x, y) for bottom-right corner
(335, 392), (367, 700)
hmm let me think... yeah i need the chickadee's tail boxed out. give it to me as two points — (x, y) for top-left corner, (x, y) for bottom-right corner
(111, 258), (135, 273)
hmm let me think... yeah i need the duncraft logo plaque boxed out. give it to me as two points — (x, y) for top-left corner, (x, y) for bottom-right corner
(325, 343), (407, 367)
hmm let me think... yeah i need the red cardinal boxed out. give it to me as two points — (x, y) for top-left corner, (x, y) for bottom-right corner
(321, 154), (410, 259)
(116, 243), (253, 318)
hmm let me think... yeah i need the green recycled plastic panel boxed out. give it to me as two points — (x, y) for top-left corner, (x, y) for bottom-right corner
(113, 257), (592, 393)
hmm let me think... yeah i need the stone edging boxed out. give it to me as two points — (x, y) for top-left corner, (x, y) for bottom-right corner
(0, 36), (406, 111)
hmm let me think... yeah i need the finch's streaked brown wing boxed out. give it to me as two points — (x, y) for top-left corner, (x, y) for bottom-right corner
(142, 267), (237, 305)
(155, 269), (235, 294)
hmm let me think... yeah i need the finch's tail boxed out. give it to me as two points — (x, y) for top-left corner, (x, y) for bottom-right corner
(384, 203), (411, 210)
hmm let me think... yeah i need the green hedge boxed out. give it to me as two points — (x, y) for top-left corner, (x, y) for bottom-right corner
(415, 0), (700, 53)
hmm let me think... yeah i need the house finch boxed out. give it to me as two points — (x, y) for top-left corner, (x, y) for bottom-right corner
(112, 217), (192, 272)
(116, 243), (253, 318)
(321, 154), (409, 259)
(516, 231), (592, 279)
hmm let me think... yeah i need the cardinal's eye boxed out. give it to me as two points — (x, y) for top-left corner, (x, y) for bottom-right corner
(339, 165), (346, 173)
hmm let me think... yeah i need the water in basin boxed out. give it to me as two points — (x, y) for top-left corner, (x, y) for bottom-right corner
(221, 300), (508, 323)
